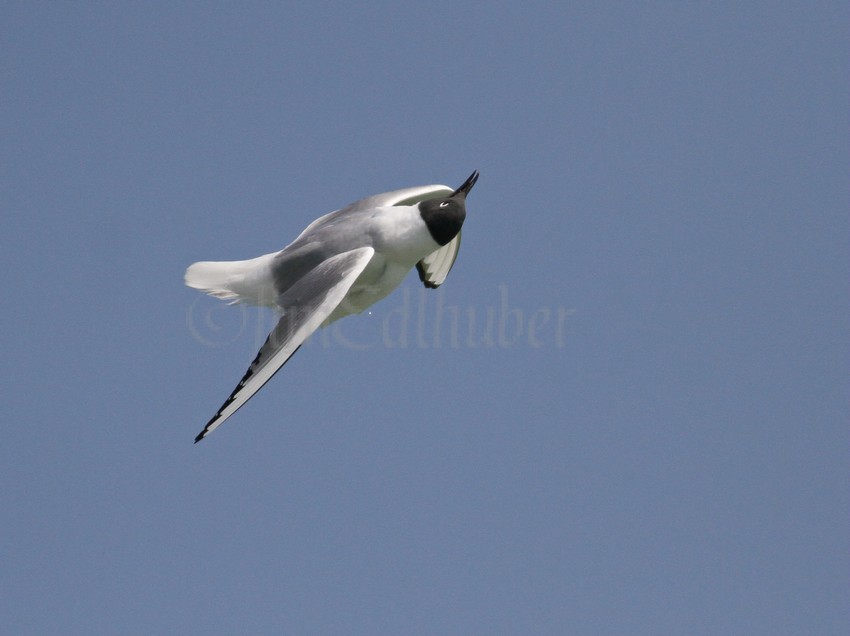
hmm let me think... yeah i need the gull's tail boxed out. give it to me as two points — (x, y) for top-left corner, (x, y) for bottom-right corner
(184, 253), (277, 305)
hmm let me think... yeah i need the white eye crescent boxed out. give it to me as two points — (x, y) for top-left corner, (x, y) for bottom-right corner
(439, 201), (449, 208)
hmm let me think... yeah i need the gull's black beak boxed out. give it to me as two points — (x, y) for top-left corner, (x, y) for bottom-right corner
(451, 170), (479, 198)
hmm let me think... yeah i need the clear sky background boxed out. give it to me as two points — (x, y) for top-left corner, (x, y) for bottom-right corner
(2, 2), (847, 634)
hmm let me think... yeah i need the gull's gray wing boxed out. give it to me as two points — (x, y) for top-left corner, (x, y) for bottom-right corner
(194, 246), (375, 442)
(342, 184), (454, 212)
(297, 184), (454, 238)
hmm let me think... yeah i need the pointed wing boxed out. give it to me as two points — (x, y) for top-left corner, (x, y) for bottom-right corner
(298, 184), (454, 238)
(342, 184), (454, 213)
(416, 232), (462, 288)
(194, 246), (375, 442)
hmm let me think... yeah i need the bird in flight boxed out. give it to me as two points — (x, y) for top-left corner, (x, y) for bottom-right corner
(186, 171), (479, 442)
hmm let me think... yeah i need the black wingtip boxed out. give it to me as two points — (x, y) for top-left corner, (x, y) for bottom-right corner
(194, 417), (215, 443)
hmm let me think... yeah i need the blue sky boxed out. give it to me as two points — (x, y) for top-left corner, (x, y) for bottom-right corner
(2, 2), (848, 634)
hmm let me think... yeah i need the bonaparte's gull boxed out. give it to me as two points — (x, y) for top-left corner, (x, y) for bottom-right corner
(186, 171), (479, 442)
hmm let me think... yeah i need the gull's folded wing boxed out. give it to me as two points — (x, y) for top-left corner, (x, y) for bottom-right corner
(194, 246), (375, 442)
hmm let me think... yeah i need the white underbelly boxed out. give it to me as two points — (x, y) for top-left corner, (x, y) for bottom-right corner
(325, 256), (411, 324)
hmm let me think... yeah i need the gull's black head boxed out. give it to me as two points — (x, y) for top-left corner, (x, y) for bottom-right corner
(419, 170), (479, 246)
